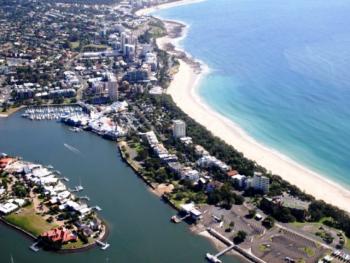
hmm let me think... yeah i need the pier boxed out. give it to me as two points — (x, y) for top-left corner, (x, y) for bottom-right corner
(206, 244), (235, 263)
(205, 228), (235, 263)
(205, 228), (266, 263)
(58, 177), (70, 182)
(95, 240), (110, 250)
(29, 242), (40, 252)
(92, 206), (102, 211)
(69, 185), (84, 192)
(79, 195), (90, 201)
(215, 245), (236, 258)
(207, 228), (234, 246)
(171, 214), (190, 223)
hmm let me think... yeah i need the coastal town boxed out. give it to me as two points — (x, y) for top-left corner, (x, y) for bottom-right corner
(1, 0), (350, 262)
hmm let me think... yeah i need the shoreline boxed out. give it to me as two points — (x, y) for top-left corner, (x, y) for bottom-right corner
(135, 0), (206, 16)
(0, 156), (109, 254)
(148, 3), (350, 213)
(0, 215), (109, 254)
(0, 105), (26, 118)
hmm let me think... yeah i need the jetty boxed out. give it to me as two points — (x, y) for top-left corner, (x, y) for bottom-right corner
(69, 185), (84, 192)
(92, 206), (102, 211)
(79, 195), (90, 201)
(96, 240), (110, 250)
(206, 244), (235, 263)
(205, 228), (266, 263)
(205, 228), (235, 263)
(29, 242), (40, 252)
(171, 214), (190, 223)
(58, 177), (70, 182)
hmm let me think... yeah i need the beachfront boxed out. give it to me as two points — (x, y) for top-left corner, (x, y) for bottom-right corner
(147, 0), (350, 213)
(2, 0), (350, 262)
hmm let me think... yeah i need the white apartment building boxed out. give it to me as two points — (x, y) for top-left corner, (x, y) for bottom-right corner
(172, 119), (186, 138)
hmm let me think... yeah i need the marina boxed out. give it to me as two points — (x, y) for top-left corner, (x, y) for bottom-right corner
(22, 105), (85, 121)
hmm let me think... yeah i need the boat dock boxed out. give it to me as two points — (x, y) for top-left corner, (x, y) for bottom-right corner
(58, 177), (69, 182)
(205, 228), (266, 263)
(171, 214), (190, 223)
(206, 244), (235, 263)
(79, 195), (90, 201)
(96, 240), (110, 250)
(92, 206), (102, 211)
(69, 185), (84, 192)
(29, 242), (40, 252)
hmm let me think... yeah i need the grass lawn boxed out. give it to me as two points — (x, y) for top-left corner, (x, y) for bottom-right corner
(169, 197), (185, 209)
(4, 204), (57, 237)
(258, 244), (271, 252)
(62, 238), (87, 250)
(301, 247), (315, 257)
(290, 217), (333, 228)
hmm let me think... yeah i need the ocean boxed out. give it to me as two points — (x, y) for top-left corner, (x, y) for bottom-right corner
(153, 0), (350, 187)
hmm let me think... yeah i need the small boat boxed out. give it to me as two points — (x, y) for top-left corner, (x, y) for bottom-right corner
(70, 127), (82, 132)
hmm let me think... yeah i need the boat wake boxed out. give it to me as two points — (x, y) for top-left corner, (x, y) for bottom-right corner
(63, 143), (81, 154)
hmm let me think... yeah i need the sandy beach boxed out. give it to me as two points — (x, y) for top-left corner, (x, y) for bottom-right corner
(135, 0), (205, 16)
(144, 1), (350, 213)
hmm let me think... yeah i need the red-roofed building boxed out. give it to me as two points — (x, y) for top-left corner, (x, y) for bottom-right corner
(41, 227), (77, 245)
(0, 157), (15, 169)
(227, 170), (239, 177)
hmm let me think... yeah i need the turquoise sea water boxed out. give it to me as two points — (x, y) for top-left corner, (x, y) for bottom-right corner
(154, 0), (350, 186)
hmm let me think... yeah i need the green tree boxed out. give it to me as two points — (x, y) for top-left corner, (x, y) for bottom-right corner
(12, 182), (28, 197)
(247, 209), (256, 218)
(234, 230), (247, 244)
(262, 216), (275, 229)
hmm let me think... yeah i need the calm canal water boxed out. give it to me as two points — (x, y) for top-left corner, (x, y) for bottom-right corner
(0, 111), (240, 263)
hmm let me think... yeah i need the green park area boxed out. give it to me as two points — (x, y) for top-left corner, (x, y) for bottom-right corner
(4, 204), (56, 237)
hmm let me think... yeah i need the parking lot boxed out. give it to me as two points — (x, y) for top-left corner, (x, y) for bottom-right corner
(252, 227), (330, 263)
